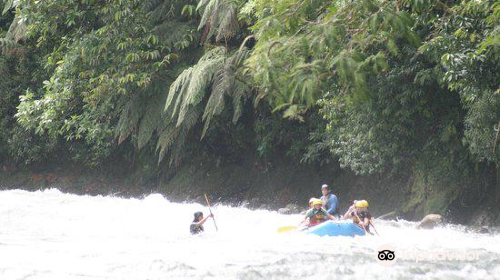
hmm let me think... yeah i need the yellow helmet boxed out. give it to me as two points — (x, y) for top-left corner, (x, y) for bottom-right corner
(309, 197), (318, 205)
(355, 200), (369, 208)
(312, 199), (323, 206)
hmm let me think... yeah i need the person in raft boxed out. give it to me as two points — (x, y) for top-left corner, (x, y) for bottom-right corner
(190, 211), (214, 235)
(320, 184), (339, 217)
(343, 200), (372, 233)
(302, 197), (318, 225)
(308, 197), (318, 208)
(301, 199), (337, 227)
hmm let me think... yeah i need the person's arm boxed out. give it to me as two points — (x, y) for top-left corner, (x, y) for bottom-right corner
(343, 205), (355, 220)
(300, 210), (312, 226)
(321, 208), (337, 221)
(299, 217), (310, 226)
(358, 214), (371, 227)
(194, 214), (213, 226)
(327, 213), (338, 221)
(327, 195), (338, 215)
(359, 217), (370, 227)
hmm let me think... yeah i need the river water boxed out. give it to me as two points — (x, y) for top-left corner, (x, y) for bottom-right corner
(0, 189), (498, 280)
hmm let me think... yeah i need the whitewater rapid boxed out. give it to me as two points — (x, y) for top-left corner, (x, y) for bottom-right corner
(0, 189), (498, 280)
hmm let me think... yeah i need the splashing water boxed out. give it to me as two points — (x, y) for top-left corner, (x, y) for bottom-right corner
(0, 189), (498, 280)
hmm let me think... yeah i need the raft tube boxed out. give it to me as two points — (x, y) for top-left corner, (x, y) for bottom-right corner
(305, 221), (366, 237)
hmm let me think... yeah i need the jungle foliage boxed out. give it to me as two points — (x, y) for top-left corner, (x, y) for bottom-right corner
(0, 0), (498, 184)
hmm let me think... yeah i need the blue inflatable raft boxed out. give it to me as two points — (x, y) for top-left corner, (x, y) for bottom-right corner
(304, 221), (366, 237)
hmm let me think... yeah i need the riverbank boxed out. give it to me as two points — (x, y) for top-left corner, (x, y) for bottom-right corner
(0, 156), (498, 228)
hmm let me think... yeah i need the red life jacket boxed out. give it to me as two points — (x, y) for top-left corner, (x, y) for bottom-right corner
(309, 209), (327, 226)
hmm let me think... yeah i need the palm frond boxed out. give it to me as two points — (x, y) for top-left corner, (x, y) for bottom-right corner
(158, 46), (251, 163)
(0, 38), (18, 53)
(197, 0), (243, 43)
(137, 93), (164, 149)
(202, 48), (250, 137)
(165, 47), (226, 125)
(116, 95), (143, 145)
(1, 14), (27, 54)
(2, 0), (16, 15)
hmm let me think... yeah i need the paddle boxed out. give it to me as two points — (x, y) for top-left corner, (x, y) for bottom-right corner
(204, 194), (218, 231)
(277, 226), (297, 233)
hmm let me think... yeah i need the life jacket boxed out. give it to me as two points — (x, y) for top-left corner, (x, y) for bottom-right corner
(352, 210), (371, 230)
(321, 194), (339, 215)
(309, 209), (327, 226)
(190, 223), (204, 234)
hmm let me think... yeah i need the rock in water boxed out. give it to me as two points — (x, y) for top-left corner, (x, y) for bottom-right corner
(417, 214), (443, 229)
(278, 208), (291, 214)
(470, 209), (493, 227)
(285, 203), (300, 213)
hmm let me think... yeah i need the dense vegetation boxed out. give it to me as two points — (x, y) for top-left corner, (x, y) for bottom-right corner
(0, 0), (498, 216)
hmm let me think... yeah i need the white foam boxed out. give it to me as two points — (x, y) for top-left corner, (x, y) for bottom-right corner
(0, 189), (498, 280)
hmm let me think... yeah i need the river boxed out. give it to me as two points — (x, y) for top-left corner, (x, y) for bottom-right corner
(0, 189), (498, 280)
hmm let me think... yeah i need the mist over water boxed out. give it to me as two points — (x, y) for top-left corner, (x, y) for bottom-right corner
(0, 189), (498, 280)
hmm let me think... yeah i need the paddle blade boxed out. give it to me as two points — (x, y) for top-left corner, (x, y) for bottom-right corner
(277, 226), (297, 233)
